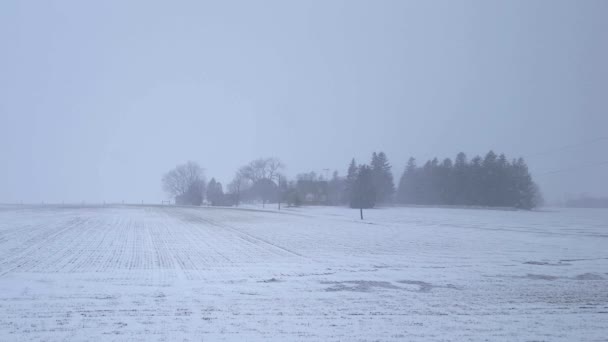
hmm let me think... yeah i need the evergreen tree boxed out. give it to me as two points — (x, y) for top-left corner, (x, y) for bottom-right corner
(495, 154), (510, 207)
(453, 152), (468, 205)
(350, 164), (376, 219)
(482, 151), (498, 206)
(206, 178), (217, 203)
(468, 156), (483, 205)
(206, 178), (224, 206)
(371, 152), (395, 204)
(512, 158), (536, 209)
(397, 157), (417, 204)
(438, 158), (454, 205)
(422, 158), (441, 204)
(344, 158), (358, 204)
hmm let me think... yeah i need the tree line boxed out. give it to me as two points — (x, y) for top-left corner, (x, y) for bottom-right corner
(161, 150), (542, 212)
(162, 158), (285, 207)
(396, 151), (542, 209)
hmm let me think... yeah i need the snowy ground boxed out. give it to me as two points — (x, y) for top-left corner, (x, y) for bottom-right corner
(0, 204), (606, 341)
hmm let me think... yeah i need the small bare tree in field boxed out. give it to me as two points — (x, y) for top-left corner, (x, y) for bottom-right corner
(162, 161), (206, 205)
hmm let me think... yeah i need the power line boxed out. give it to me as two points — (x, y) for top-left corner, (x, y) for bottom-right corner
(537, 160), (608, 176)
(526, 137), (608, 159)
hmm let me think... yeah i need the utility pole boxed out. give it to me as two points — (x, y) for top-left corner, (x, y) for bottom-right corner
(277, 174), (281, 210)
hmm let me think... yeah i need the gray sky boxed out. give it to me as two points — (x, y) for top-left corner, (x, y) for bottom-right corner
(1, 0), (606, 204)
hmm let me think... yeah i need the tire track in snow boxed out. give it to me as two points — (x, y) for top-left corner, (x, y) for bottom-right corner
(0, 216), (93, 277)
(171, 208), (312, 262)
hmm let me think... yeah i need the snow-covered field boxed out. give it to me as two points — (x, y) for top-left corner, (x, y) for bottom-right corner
(0, 204), (606, 341)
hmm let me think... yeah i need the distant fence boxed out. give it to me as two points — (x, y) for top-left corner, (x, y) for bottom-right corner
(7, 200), (175, 207)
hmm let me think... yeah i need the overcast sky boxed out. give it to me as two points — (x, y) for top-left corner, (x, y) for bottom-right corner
(1, 0), (606, 204)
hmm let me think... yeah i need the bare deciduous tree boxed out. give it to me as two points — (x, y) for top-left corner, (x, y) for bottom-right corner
(162, 161), (206, 205)
(240, 158), (284, 183)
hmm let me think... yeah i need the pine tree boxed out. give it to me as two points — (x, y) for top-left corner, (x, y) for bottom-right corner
(495, 154), (510, 207)
(350, 164), (376, 219)
(512, 157), (536, 209)
(397, 157), (417, 204)
(344, 158), (358, 204)
(206, 178), (216, 204)
(424, 158), (441, 204)
(438, 158), (454, 205)
(371, 152), (395, 204)
(468, 156), (483, 205)
(206, 178), (224, 206)
(370, 152), (379, 197)
(482, 151), (498, 206)
(453, 152), (468, 205)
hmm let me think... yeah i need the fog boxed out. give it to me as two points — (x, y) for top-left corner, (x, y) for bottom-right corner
(1, 0), (606, 204)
